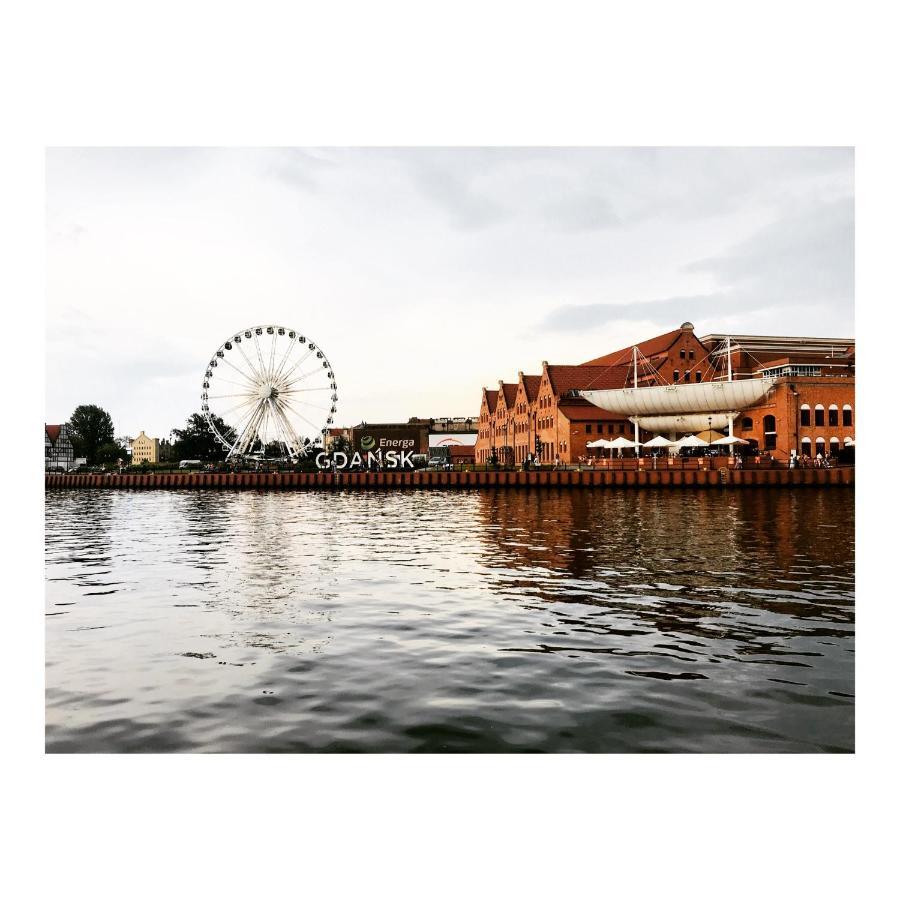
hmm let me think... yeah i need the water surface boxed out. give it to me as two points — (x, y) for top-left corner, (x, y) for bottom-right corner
(45, 488), (854, 752)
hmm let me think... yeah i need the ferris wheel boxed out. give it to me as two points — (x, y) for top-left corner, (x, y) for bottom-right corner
(201, 325), (337, 461)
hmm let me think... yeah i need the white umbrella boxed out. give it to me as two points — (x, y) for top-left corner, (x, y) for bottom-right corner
(712, 435), (749, 446)
(642, 435), (674, 448)
(609, 435), (638, 449)
(586, 439), (610, 449)
(844, 437), (855, 446)
(675, 434), (709, 448)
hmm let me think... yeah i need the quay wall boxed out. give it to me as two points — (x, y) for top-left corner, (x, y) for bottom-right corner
(45, 467), (854, 491)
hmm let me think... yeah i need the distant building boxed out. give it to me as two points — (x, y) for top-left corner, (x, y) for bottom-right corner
(350, 418), (478, 456)
(324, 427), (352, 452)
(131, 430), (159, 464)
(448, 445), (475, 467)
(45, 424), (75, 470)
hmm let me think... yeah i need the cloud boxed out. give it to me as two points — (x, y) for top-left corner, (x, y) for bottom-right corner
(539, 194), (854, 335)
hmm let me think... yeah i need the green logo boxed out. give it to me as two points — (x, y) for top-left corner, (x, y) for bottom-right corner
(360, 435), (376, 451)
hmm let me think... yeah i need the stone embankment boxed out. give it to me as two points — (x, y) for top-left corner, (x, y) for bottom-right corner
(46, 467), (853, 490)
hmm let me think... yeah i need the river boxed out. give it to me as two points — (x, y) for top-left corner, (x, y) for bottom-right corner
(45, 487), (854, 752)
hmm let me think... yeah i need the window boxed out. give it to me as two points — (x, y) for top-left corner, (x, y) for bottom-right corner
(830, 437), (839, 455)
(689, 349), (695, 360)
(586, 424), (592, 434)
(828, 404), (839, 426)
(814, 404), (825, 426)
(673, 370), (680, 382)
(843, 404), (852, 426)
(695, 371), (702, 382)
(801, 437), (812, 456)
(684, 371), (691, 381)
(763, 414), (777, 451)
(800, 404), (810, 426)
(680, 348), (686, 359)
(742, 417), (753, 430)
(815, 437), (825, 457)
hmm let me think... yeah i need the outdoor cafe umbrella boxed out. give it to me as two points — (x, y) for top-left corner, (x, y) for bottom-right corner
(607, 435), (639, 458)
(711, 434), (749, 446)
(642, 435), (674, 448)
(695, 428), (726, 444)
(586, 439), (610, 448)
(674, 434), (709, 448)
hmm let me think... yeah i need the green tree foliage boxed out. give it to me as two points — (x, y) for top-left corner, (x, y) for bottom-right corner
(96, 441), (126, 465)
(171, 413), (236, 461)
(68, 404), (115, 464)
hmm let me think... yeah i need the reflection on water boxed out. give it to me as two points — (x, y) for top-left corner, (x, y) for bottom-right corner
(45, 488), (854, 752)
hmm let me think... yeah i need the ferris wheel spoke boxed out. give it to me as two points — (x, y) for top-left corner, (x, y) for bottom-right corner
(209, 374), (259, 391)
(236, 341), (266, 386)
(227, 398), (262, 437)
(280, 386), (332, 394)
(279, 395), (325, 435)
(270, 400), (299, 457)
(218, 394), (260, 420)
(206, 392), (258, 400)
(278, 366), (324, 390)
(222, 352), (262, 387)
(274, 348), (316, 388)
(252, 332), (269, 382)
(267, 332), (278, 382)
(272, 336), (299, 385)
(272, 400), (305, 457)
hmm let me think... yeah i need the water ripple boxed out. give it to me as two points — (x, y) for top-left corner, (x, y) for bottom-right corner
(45, 487), (854, 752)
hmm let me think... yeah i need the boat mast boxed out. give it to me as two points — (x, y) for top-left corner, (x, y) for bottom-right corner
(726, 336), (734, 455)
(633, 346), (640, 456)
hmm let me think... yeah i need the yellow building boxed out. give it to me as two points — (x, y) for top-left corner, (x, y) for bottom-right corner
(131, 430), (159, 464)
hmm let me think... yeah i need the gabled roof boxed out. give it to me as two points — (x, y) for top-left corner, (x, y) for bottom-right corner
(484, 389), (499, 413)
(500, 383), (518, 407)
(545, 364), (632, 395)
(45, 424), (62, 444)
(521, 374), (541, 401)
(582, 328), (684, 367)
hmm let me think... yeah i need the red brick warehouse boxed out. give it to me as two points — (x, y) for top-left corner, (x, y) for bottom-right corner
(475, 322), (854, 465)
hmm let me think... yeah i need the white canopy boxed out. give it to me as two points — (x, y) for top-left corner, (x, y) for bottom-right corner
(642, 435), (675, 448)
(712, 434), (749, 446)
(586, 439), (610, 448)
(633, 413), (735, 433)
(582, 377), (775, 417)
(675, 434), (709, 448)
(609, 435), (638, 449)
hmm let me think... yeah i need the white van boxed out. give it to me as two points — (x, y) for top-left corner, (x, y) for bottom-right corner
(178, 459), (203, 469)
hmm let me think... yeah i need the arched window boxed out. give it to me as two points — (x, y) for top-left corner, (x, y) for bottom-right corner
(763, 414), (777, 450)
(844, 436), (853, 444)
(830, 437), (839, 456)
(695, 371), (702, 382)
(815, 437), (826, 457)
(800, 404), (810, 426)
(673, 370), (680, 382)
(742, 417), (753, 430)
(828, 404), (839, 426)
(843, 404), (852, 426)
(801, 436), (812, 457)
(814, 404), (825, 426)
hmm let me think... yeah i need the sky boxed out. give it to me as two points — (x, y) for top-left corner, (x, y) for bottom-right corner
(46, 147), (854, 440)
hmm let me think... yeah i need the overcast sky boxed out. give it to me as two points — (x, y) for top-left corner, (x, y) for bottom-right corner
(46, 147), (853, 439)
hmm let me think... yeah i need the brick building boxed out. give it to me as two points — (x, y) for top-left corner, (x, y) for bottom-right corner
(475, 323), (854, 465)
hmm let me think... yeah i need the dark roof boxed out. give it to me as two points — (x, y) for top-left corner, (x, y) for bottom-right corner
(546, 364), (632, 395)
(582, 328), (683, 367)
(501, 383), (518, 407)
(484, 389), (499, 413)
(558, 404), (628, 422)
(45, 424), (62, 444)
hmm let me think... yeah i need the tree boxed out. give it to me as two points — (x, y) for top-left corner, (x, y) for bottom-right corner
(171, 413), (236, 462)
(68, 404), (115, 464)
(96, 441), (126, 465)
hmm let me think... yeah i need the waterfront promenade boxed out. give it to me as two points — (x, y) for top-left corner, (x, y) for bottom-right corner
(46, 465), (853, 490)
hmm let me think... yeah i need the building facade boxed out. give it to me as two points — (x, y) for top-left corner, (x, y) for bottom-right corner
(45, 424), (75, 470)
(475, 323), (855, 465)
(131, 431), (159, 464)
